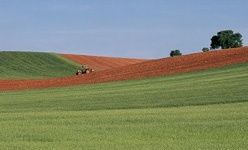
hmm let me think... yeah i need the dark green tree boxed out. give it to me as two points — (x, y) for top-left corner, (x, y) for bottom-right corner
(210, 35), (220, 49)
(170, 50), (182, 57)
(210, 30), (243, 49)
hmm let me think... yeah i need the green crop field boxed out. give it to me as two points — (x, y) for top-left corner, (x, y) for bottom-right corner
(0, 51), (79, 79)
(0, 63), (248, 149)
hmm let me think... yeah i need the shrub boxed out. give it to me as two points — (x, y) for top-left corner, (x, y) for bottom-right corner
(202, 47), (210, 52)
(170, 50), (182, 57)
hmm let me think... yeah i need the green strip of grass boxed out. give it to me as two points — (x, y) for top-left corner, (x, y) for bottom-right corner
(0, 51), (80, 79)
(0, 102), (247, 149)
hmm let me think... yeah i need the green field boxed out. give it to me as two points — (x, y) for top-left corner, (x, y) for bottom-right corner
(0, 51), (79, 79)
(0, 63), (248, 149)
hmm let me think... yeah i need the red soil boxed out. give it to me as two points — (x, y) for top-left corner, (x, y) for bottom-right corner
(1, 47), (248, 91)
(62, 54), (146, 71)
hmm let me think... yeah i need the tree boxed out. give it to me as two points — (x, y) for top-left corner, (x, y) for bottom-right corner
(210, 30), (243, 49)
(170, 50), (182, 57)
(210, 35), (220, 49)
(202, 47), (209, 52)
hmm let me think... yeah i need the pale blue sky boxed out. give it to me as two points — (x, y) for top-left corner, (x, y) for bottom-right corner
(0, 0), (247, 58)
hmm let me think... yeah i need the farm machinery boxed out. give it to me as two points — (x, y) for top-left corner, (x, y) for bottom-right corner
(76, 64), (94, 75)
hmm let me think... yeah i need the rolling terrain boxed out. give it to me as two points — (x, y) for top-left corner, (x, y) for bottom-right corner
(1, 62), (247, 111)
(0, 63), (247, 149)
(62, 54), (146, 71)
(0, 51), (79, 79)
(0, 47), (247, 91)
(0, 48), (247, 149)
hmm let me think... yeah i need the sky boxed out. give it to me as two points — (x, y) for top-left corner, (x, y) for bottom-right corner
(0, 0), (247, 58)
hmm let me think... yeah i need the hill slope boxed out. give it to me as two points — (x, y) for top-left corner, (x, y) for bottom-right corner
(62, 54), (146, 71)
(0, 47), (247, 90)
(1, 62), (248, 111)
(0, 63), (247, 149)
(0, 51), (79, 79)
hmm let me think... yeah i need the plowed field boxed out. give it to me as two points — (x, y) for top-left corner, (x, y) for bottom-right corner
(1, 47), (247, 91)
(62, 54), (146, 71)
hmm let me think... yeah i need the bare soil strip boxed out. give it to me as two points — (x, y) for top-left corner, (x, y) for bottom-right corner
(62, 54), (146, 71)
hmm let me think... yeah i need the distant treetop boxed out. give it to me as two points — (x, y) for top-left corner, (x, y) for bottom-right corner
(210, 30), (243, 49)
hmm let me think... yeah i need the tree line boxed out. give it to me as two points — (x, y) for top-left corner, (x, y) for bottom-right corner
(170, 30), (243, 57)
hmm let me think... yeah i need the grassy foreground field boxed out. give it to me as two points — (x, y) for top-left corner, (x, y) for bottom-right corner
(0, 103), (247, 149)
(0, 63), (248, 149)
(0, 51), (79, 79)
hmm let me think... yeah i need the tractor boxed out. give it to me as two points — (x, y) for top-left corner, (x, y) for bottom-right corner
(76, 64), (94, 75)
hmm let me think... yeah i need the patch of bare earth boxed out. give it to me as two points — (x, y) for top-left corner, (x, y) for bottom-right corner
(62, 54), (146, 71)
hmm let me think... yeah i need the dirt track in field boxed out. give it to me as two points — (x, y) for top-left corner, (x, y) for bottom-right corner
(1, 47), (248, 91)
(62, 54), (146, 71)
